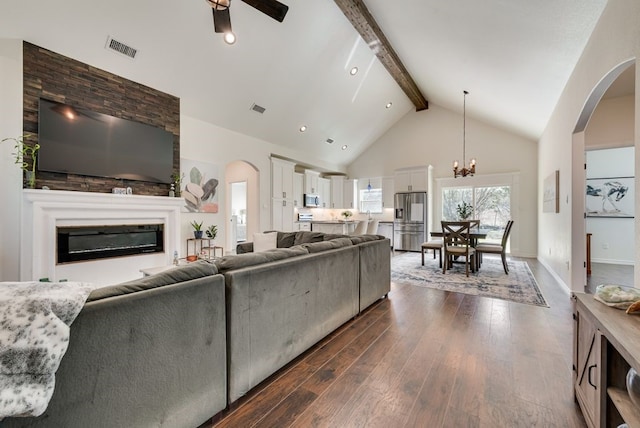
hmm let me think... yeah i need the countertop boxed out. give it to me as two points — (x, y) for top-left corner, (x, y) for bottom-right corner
(304, 220), (394, 224)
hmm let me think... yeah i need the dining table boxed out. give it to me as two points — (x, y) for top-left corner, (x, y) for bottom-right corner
(430, 227), (491, 271)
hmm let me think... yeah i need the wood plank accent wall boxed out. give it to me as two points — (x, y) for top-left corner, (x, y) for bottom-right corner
(22, 42), (180, 196)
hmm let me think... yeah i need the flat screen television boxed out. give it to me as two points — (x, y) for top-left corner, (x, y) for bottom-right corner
(38, 98), (174, 184)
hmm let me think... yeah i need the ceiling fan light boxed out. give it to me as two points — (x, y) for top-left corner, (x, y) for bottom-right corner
(224, 32), (236, 44)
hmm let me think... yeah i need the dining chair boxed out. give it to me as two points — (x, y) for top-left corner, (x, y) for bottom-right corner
(475, 220), (514, 274)
(366, 219), (379, 235)
(421, 239), (443, 268)
(441, 221), (476, 277)
(352, 220), (368, 235)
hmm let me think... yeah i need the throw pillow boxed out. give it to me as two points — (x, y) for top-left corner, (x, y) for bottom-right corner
(253, 231), (278, 252)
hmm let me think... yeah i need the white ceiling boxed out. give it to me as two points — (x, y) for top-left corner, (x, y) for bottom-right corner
(1, 0), (608, 169)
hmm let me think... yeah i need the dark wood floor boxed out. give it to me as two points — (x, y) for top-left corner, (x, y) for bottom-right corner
(206, 257), (587, 428)
(586, 262), (634, 294)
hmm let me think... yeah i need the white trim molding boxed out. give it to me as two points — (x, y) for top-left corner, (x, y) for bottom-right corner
(21, 189), (183, 286)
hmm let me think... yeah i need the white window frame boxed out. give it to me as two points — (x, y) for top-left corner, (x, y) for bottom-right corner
(435, 172), (520, 253)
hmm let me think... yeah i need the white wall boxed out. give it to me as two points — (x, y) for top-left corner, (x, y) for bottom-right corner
(585, 95), (634, 149)
(0, 39), (23, 281)
(347, 103), (538, 257)
(0, 43), (346, 279)
(537, 0), (640, 290)
(179, 115), (344, 256)
(586, 147), (635, 264)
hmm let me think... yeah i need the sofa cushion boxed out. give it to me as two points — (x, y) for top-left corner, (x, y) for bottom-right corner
(293, 231), (325, 245)
(215, 246), (309, 273)
(349, 234), (383, 245)
(276, 231), (297, 248)
(322, 233), (349, 241)
(86, 260), (218, 302)
(253, 232), (278, 252)
(300, 237), (353, 254)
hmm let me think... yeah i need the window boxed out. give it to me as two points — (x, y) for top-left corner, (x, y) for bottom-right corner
(442, 185), (511, 244)
(360, 188), (383, 214)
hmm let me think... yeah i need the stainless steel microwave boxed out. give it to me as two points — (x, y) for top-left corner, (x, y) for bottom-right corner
(304, 194), (320, 207)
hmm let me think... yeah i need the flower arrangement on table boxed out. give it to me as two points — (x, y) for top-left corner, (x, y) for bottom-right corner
(341, 210), (353, 221)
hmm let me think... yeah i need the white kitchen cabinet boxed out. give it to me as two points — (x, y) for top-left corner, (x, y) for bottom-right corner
(318, 177), (331, 208)
(271, 158), (295, 199)
(292, 172), (304, 208)
(377, 222), (393, 246)
(312, 222), (353, 235)
(343, 179), (356, 209)
(304, 170), (320, 194)
(330, 176), (344, 209)
(295, 222), (311, 231)
(382, 176), (395, 209)
(394, 167), (428, 192)
(272, 198), (294, 232)
(330, 177), (356, 209)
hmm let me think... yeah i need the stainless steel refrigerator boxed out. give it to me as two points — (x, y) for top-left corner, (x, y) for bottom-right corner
(394, 192), (427, 251)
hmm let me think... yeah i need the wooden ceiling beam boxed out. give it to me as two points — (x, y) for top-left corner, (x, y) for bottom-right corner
(334, 0), (428, 111)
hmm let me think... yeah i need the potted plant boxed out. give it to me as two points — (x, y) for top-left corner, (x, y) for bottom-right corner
(206, 224), (218, 240)
(456, 202), (474, 220)
(171, 172), (184, 197)
(341, 210), (353, 221)
(2, 134), (40, 189)
(191, 220), (204, 239)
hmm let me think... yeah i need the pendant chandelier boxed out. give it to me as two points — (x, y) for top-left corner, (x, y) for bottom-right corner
(453, 90), (476, 178)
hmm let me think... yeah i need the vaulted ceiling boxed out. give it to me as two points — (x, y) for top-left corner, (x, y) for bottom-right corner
(1, 0), (607, 168)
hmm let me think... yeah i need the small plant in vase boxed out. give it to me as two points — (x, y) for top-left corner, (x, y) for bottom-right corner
(206, 224), (217, 240)
(170, 172), (184, 197)
(2, 134), (40, 189)
(190, 220), (204, 239)
(456, 202), (474, 220)
(341, 210), (353, 221)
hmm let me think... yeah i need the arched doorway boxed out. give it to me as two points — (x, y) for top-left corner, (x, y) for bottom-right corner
(571, 59), (636, 292)
(225, 160), (259, 253)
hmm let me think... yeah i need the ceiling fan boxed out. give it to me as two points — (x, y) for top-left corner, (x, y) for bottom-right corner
(205, 0), (289, 44)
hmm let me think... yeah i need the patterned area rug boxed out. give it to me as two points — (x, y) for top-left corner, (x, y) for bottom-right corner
(391, 252), (548, 307)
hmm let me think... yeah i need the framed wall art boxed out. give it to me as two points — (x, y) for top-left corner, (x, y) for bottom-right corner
(586, 176), (634, 218)
(180, 158), (219, 213)
(542, 170), (559, 213)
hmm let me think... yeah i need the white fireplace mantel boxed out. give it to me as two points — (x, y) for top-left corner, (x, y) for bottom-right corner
(21, 189), (183, 285)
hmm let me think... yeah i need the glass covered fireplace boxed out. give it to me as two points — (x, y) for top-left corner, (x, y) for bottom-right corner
(56, 224), (164, 264)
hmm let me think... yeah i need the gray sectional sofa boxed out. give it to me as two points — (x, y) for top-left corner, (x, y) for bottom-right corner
(4, 231), (390, 427)
(4, 261), (227, 428)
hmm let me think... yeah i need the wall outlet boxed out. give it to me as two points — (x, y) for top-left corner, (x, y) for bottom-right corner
(602, 243), (609, 250)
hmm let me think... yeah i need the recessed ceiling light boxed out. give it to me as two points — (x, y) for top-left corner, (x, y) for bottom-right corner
(224, 32), (236, 45)
(341, 145), (348, 150)
(385, 102), (393, 109)
(299, 125), (307, 132)
(349, 67), (358, 76)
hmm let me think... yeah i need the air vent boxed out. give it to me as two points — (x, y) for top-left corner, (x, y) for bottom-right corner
(105, 36), (138, 59)
(325, 138), (334, 144)
(250, 103), (266, 114)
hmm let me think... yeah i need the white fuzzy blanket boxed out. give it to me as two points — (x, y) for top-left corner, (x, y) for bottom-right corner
(0, 281), (95, 419)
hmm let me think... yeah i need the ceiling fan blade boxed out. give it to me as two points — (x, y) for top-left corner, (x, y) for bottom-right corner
(212, 7), (232, 33)
(241, 0), (289, 23)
